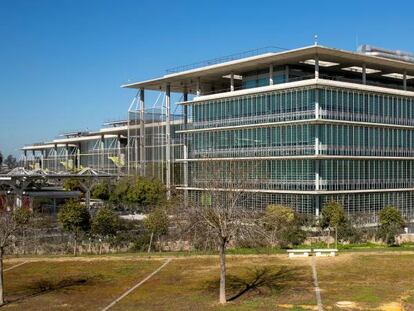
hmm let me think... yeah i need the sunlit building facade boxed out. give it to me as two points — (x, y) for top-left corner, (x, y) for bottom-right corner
(24, 45), (414, 222)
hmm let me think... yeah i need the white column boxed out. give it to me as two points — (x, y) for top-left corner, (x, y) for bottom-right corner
(54, 144), (58, 172)
(269, 65), (273, 85)
(165, 83), (171, 199)
(315, 56), (319, 80)
(23, 150), (27, 168)
(139, 89), (145, 176)
(183, 89), (188, 126)
(315, 103), (320, 118)
(315, 160), (320, 191)
(196, 77), (201, 96)
(40, 149), (44, 169)
(230, 72), (235, 91)
(183, 89), (189, 205)
(100, 135), (105, 172)
(362, 64), (367, 85)
(65, 144), (69, 171)
(77, 144), (81, 170)
(403, 71), (407, 90)
(315, 196), (320, 217)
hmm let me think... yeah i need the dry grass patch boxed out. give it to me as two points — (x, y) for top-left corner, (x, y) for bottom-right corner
(2, 259), (161, 311)
(316, 252), (414, 310)
(110, 256), (315, 311)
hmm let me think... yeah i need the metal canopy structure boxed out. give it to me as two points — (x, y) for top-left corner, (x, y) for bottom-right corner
(0, 167), (117, 210)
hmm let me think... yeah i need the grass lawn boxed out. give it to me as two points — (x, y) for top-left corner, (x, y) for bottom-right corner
(2, 258), (162, 310)
(315, 252), (414, 310)
(2, 251), (414, 310)
(110, 256), (315, 311)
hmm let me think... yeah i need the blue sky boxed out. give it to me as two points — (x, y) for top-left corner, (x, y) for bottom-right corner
(1, 0), (414, 156)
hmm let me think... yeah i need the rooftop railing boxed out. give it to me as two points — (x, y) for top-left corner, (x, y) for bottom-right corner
(165, 46), (287, 74)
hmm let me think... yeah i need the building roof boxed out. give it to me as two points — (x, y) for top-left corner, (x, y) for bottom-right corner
(122, 45), (414, 94)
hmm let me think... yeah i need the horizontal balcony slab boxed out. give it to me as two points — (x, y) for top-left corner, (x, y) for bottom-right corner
(177, 186), (414, 195)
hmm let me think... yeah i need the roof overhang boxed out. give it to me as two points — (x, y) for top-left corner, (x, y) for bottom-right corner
(121, 45), (414, 94)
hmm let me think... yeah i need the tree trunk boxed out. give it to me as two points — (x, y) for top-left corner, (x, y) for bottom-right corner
(74, 237), (78, 257)
(335, 225), (338, 249)
(0, 247), (4, 306)
(218, 241), (226, 304)
(327, 229), (331, 248)
(148, 232), (154, 253)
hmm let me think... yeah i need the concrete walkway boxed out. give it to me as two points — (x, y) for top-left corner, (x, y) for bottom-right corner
(311, 257), (323, 311)
(4, 261), (28, 272)
(100, 258), (172, 311)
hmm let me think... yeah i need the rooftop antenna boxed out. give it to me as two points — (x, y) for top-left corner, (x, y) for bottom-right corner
(314, 34), (318, 46)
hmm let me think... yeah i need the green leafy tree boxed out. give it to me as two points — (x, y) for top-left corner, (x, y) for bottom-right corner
(262, 204), (305, 248)
(144, 207), (169, 252)
(110, 177), (166, 208)
(320, 201), (346, 249)
(0, 207), (31, 305)
(63, 178), (82, 191)
(378, 206), (405, 245)
(58, 200), (91, 256)
(127, 177), (166, 206)
(92, 180), (111, 201)
(91, 207), (119, 254)
(109, 178), (131, 204)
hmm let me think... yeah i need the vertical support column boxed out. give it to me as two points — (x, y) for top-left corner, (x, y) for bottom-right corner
(196, 77), (201, 96)
(127, 104), (131, 176)
(230, 72), (235, 91)
(315, 159), (320, 190)
(314, 56), (319, 80)
(41, 149), (45, 169)
(139, 88), (145, 176)
(65, 144), (69, 171)
(403, 71), (407, 90)
(362, 64), (367, 85)
(269, 65), (274, 85)
(285, 65), (289, 83)
(117, 134), (122, 175)
(54, 144), (58, 172)
(315, 195), (320, 217)
(77, 144), (81, 170)
(183, 89), (188, 127)
(100, 135), (105, 172)
(314, 108), (320, 215)
(23, 150), (27, 168)
(165, 83), (171, 199)
(183, 90), (189, 205)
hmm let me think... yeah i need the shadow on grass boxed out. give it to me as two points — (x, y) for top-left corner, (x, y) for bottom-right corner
(4, 276), (97, 306)
(205, 266), (300, 302)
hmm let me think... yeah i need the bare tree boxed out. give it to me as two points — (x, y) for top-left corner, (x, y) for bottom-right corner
(0, 201), (31, 305)
(176, 161), (261, 304)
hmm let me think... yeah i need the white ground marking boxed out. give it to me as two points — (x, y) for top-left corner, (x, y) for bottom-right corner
(311, 257), (323, 311)
(4, 261), (28, 272)
(100, 258), (172, 311)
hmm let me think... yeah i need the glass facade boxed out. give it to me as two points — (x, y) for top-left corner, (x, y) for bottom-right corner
(184, 85), (414, 221)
